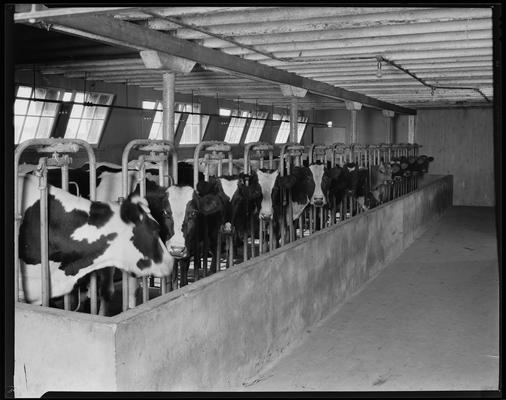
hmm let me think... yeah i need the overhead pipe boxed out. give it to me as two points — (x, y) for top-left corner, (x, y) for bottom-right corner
(260, 48), (493, 65)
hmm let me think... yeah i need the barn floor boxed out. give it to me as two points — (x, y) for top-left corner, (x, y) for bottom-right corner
(237, 206), (499, 392)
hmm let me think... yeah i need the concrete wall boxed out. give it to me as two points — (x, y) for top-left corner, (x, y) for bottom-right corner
(14, 175), (452, 395)
(14, 304), (117, 397)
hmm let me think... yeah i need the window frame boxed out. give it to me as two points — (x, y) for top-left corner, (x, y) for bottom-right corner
(274, 114), (309, 144)
(14, 85), (67, 145)
(243, 111), (269, 144)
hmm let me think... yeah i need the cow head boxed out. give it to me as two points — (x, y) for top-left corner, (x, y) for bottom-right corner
(416, 155), (434, 173)
(165, 185), (195, 259)
(165, 179), (224, 260)
(118, 193), (174, 278)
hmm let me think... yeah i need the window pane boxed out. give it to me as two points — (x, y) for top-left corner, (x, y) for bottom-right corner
(70, 104), (84, 118)
(219, 108), (231, 116)
(14, 115), (25, 143)
(99, 94), (112, 105)
(77, 119), (91, 139)
(14, 99), (29, 115)
(88, 120), (104, 143)
(17, 86), (32, 98)
(94, 106), (108, 120)
(66, 118), (80, 139)
(82, 105), (95, 119)
(19, 116), (39, 142)
(27, 100), (44, 116)
(74, 92), (84, 103)
(36, 117), (54, 139)
(45, 88), (61, 101)
(142, 101), (156, 110)
(33, 88), (47, 99)
(148, 122), (161, 140)
(86, 93), (100, 104)
(153, 110), (162, 123)
(275, 121), (290, 144)
(62, 92), (73, 102)
(42, 102), (58, 116)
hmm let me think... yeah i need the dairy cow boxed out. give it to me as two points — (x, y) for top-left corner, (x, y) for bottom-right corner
(17, 174), (174, 306)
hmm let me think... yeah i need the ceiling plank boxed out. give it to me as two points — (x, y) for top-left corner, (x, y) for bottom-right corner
(34, 13), (415, 114)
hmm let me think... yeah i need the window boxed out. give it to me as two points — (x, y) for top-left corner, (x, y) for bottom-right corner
(219, 108), (231, 117)
(244, 111), (268, 143)
(64, 91), (114, 144)
(147, 102), (181, 140)
(179, 103), (202, 145)
(224, 110), (250, 144)
(14, 85), (67, 144)
(274, 115), (309, 144)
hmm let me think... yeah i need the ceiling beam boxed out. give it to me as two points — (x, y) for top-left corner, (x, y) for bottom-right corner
(33, 13), (415, 115)
(14, 6), (139, 22)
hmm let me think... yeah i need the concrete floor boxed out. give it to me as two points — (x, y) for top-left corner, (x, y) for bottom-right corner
(237, 206), (499, 392)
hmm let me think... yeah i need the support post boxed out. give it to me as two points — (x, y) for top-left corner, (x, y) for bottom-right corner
(345, 101), (362, 145)
(383, 110), (396, 144)
(408, 115), (416, 144)
(290, 97), (298, 143)
(162, 72), (175, 143)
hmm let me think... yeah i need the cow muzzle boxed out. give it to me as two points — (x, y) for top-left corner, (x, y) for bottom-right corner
(169, 245), (189, 259)
(313, 197), (324, 207)
(259, 212), (273, 220)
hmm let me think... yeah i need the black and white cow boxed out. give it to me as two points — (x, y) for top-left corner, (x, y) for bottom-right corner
(17, 174), (174, 306)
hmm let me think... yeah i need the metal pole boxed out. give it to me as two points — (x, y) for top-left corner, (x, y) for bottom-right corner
(61, 160), (71, 311)
(38, 159), (50, 307)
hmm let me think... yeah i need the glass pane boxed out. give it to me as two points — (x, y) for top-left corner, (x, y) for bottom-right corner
(297, 124), (306, 142)
(27, 100), (44, 116)
(148, 122), (160, 140)
(82, 105), (95, 119)
(153, 110), (162, 123)
(94, 106), (108, 120)
(45, 88), (61, 101)
(65, 118), (80, 139)
(70, 104), (84, 118)
(275, 122), (290, 144)
(62, 92), (73, 102)
(14, 115), (25, 143)
(77, 119), (91, 139)
(88, 120), (104, 143)
(33, 88), (46, 99)
(219, 108), (231, 116)
(174, 112), (181, 129)
(85, 93), (99, 104)
(36, 117), (54, 138)
(74, 92), (84, 103)
(100, 94), (113, 105)
(142, 101), (156, 110)
(14, 99), (29, 115)
(17, 86), (32, 98)
(42, 102), (58, 116)
(19, 116), (39, 142)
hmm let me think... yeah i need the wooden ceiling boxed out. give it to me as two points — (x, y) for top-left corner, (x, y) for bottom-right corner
(13, 6), (494, 111)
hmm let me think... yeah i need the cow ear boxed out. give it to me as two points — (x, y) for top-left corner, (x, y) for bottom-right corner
(120, 197), (143, 223)
(198, 194), (223, 215)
